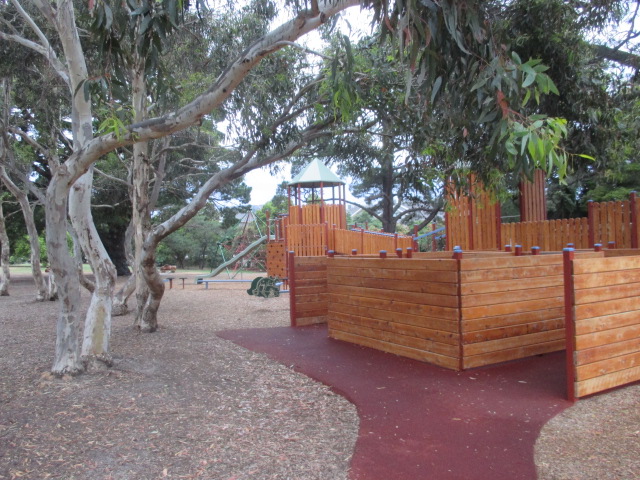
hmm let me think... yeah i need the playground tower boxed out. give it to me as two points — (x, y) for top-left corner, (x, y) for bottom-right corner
(266, 159), (413, 279)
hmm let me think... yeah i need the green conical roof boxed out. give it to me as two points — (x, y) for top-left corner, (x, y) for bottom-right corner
(288, 159), (344, 188)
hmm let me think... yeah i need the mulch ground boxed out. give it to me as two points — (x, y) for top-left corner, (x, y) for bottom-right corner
(1, 273), (638, 480)
(0, 275), (357, 480)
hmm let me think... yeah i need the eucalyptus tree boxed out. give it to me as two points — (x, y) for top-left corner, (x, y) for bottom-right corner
(0, 191), (9, 296)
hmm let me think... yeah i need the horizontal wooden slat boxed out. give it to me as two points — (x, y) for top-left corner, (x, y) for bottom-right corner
(572, 255), (640, 275)
(295, 292), (327, 303)
(463, 329), (565, 356)
(327, 284), (458, 309)
(329, 294), (459, 332)
(460, 264), (562, 283)
(461, 285), (562, 308)
(462, 318), (564, 344)
(329, 320), (459, 357)
(575, 351), (640, 381)
(574, 296), (640, 320)
(295, 285), (327, 295)
(329, 257), (458, 271)
(576, 338), (640, 366)
(330, 310), (459, 346)
(462, 307), (563, 333)
(328, 328), (460, 370)
(295, 270), (328, 280)
(327, 273), (458, 295)
(460, 275), (563, 295)
(575, 311), (640, 335)
(463, 339), (565, 369)
(460, 255), (564, 271)
(573, 269), (640, 289)
(575, 324), (640, 350)
(574, 282), (640, 305)
(328, 291), (459, 320)
(461, 296), (563, 320)
(329, 265), (458, 283)
(575, 365), (640, 398)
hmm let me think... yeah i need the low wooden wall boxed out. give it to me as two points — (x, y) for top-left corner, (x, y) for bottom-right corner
(289, 256), (328, 327)
(459, 255), (568, 369)
(326, 257), (461, 370)
(564, 252), (640, 400)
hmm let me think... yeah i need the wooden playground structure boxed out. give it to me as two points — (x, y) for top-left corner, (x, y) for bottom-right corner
(277, 165), (640, 401)
(265, 159), (413, 280)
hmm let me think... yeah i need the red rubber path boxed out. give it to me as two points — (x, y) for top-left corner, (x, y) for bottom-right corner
(218, 325), (573, 480)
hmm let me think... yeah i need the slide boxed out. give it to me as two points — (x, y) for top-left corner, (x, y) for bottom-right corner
(197, 235), (268, 280)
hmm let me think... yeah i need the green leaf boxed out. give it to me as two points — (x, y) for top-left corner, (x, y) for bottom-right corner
(576, 154), (596, 161)
(430, 76), (442, 104)
(522, 72), (536, 88)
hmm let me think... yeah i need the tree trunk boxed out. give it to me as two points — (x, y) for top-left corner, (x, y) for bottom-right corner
(130, 55), (154, 329)
(69, 169), (117, 367)
(380, 118), (396, 233)
(0, 196), (10, 296)
(112, 273), (135, 316)
(138, 238), (164, 332)
(47, 174), (83, 375)
(0, 167), (48, 300)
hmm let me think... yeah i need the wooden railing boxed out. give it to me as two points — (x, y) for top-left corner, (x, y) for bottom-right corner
(448, 192), (640, 252)
(285, 224), (413, 256)
(501, 218), (590, 251)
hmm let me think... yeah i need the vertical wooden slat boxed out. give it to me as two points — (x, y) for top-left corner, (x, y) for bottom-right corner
(563, 248), (576, 402)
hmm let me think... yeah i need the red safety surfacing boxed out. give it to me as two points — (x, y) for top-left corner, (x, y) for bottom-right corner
(218, 325), (572, 480)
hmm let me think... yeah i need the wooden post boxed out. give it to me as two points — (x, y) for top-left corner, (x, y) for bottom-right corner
(453, 246), (463, 370)
(631, 192), (638, 249)
(587, 200), (595, 248)
(379, 250), (387, 258)
(431, 223), (437, 252)
(563, 248), (576, 402)
(324, 222), (329, 254)
(265, 210), (271, 243)
(413, 225), (419, 252)
(495, 202), (502, 250)
(468, 197), (475, 251)
(445, 210), (450, 251)
(288, 251), (296, 327)
(531, 246), (540, 255)
(394, 233), (398, 251)
(360, 228), (364, 253)
(406, 247), (413, 258)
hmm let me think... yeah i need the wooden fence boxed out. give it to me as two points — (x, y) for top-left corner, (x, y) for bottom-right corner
(286, 224), (413, 257)
(310, 252), (599, 371)
(501, 218), (590, 251)
(289, 254), (328, 327)
(446, 186), (500, 251)
(449, 192), (640, 252)
(564, 251), (640, 400)
(326, 256), (461, 370)
(288, 204), (346, 229)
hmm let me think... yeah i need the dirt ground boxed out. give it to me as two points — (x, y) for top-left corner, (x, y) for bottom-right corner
(0, 273), (638, 480)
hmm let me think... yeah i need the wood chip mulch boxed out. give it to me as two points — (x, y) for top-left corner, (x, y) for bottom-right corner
(1, 273), (638, 480)
(0, 275), (358, 480)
